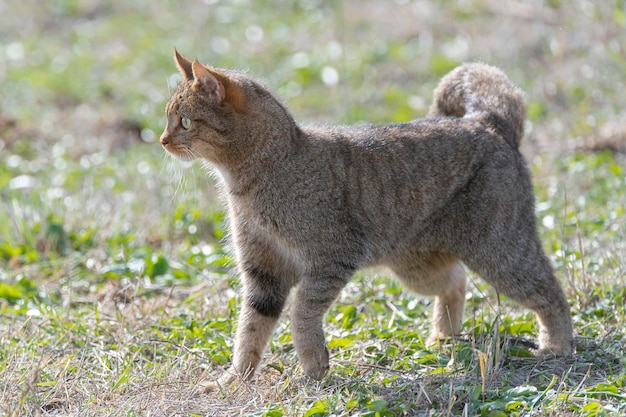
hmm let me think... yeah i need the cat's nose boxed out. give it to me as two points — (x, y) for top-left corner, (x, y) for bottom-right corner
(160, 132), (169, 146)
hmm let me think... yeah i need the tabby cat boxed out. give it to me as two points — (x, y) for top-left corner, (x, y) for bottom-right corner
(160, 50), (574, 390)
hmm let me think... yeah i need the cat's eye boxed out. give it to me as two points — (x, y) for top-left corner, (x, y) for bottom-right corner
(181, 117), (191, 130)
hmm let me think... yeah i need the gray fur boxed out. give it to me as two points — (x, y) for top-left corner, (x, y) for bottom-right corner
(160, 54), (574, 390)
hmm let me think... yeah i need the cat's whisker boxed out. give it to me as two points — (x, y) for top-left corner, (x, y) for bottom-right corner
(163, 153), (186, 204)
(185, 151), (199, 201)
(160, 153), (176, 203)
(166, 75), (172, 98)
(176, 163), (189, 202)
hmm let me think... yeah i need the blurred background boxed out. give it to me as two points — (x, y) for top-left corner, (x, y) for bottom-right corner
(3, 0), (625, 154)
(1, 0), (625, 291)
(2, 4), (625, 414)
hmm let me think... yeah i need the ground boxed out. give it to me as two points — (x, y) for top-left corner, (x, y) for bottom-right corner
(0, 0), (625, 416)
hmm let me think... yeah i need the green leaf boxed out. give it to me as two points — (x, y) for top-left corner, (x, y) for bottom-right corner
(609, 162), (624, 176)
(111, 364), (133, 391)
(504, 385), (538, 398)
(367, 399), (388, 412)
(588, 383), (619, 394)
(328, 336), (354, 348)
(505, 400), (527, 411)
(580, 402), (603, 412)
(100, 263), (129, 279)
(0, 282), (24, 302)
(149, 254), (169, 278)
(303, 399), (330, 417)
(266, 361), (284, 374)
(0, 241), (21, 259)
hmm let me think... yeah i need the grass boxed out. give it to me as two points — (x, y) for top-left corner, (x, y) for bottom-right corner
(1, 0), (625, 415)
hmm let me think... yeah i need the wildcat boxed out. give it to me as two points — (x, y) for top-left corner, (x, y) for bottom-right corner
(160, 50), (574, 390)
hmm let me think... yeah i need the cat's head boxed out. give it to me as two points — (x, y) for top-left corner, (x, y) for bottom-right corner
(160, 50), (248, 164)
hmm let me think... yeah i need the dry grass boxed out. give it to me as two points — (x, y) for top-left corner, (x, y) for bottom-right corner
(1, 0), (625, 415)
(2, 272), (623, 415)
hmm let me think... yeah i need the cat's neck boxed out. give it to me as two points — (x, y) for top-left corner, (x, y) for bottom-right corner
(213, 114), (303, 195)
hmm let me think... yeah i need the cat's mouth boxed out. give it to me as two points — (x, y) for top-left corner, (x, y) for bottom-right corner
(160, 131), (199, 161)
(168, 150), (197, 162)
(161, 143), (198, 162)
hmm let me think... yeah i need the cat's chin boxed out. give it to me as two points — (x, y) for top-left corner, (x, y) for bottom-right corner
(165, 149), (198, 162)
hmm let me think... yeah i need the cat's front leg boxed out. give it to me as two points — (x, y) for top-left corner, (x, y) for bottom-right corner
(200, 265), (290, 392)
(291, 271), (351, 380)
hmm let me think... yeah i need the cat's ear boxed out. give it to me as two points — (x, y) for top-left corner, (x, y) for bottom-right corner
(192, 59), (226, 103)
(191, 60), (246, 113)
(174, 49), (194, 81)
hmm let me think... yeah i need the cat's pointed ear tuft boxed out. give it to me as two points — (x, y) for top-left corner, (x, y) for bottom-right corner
(189, 59), (247, 113)
(191, 59), (226, 103)
(174, 49), (194, 81)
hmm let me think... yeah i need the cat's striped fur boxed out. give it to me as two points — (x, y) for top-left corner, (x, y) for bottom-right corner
(160, 52), (574, 390)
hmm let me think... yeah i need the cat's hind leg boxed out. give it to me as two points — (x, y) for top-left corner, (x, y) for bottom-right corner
(461, 238), (574, 357)
(428, 262), (467, 344)
(390, 252), (467, 344)
(438, 164), (574, 357)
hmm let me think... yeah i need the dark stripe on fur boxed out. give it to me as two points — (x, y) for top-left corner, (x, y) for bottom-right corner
(244, 266), (287, 318)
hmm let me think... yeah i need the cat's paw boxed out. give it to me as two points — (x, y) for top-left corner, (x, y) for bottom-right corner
(534, 341), (575, 357)
(536, 328), (575, 357)
(425, 332), (442, 347)
(198, 379), (220, 393)
(301, 346), (330, 380)
(303, 362), (329, 381)
(198, 369), (239, 393)
(425, 330), (455, 347)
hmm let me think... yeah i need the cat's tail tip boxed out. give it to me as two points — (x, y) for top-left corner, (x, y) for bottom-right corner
(428, 63), (527, 148)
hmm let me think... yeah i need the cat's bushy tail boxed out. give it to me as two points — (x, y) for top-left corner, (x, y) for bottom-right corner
(428, 63), (527, 147)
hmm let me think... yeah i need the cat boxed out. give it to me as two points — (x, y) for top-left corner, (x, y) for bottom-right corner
(160, 50), (574, 391)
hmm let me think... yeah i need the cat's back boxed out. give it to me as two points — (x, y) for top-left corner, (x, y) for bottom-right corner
(300, 114), (519, 178)
(282, 115), (524, 241)
(228, 113), (528, 266)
